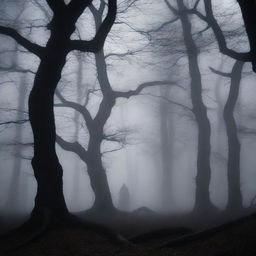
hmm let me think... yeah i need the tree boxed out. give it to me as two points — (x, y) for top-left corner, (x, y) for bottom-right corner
(159, 86), (174, 211)
(187, 0), (254, 70)
(162, 0), (216, 214)
(236, 0), (256, 72)
(187, 0), (256, 213)
(0, 0), (117, 224)
(55, 1), (175, 213)
(211, 61), (245, 214)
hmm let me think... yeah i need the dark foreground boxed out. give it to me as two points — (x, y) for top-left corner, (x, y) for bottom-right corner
(0, 209), (256, 256)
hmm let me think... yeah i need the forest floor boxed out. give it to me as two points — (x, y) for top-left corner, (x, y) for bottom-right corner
(0, 208), (256, 256)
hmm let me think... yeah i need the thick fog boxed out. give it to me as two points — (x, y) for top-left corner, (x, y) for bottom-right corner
(0, 0), (256, 220)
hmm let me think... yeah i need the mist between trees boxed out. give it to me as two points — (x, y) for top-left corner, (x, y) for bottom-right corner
(0, 0), (256, 225)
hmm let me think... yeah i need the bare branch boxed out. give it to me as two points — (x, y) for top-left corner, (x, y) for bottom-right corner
(4, 141), (33, 147)
(89, 1), (105, 18)
(189, 1), (252, 63)
(70, 0), (117, 53)
(114, 81), (177, 99)
(143, 17), (179, 34)
(55, 89), (93, 128)
(238, 126), (256, 136)
(0, 119), (29, 126)
(141, 93), (193, 112)
(56, 134), (88, 162)
(103, 128), (134, 144)
(0, 64), (36, 74)
(193, 24), (210, 36)
(209, 67), (231, 78)
(193, 0), (200, 10)
(0, 26), (44, 58)
(101, 146), (124, 155)
(164, 0), (179, 15)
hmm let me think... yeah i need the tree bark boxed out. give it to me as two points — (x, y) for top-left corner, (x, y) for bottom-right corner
(224, 61), (244, 213)
(237, 0), (256, 72)
(177, 0), (214, 214)
(87, 117), (115, 212)
(0, 0), (117, 227)
(28, 36), (70, 220)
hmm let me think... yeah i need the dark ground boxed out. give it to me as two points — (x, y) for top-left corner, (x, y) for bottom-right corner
(0, 208), (256, 256)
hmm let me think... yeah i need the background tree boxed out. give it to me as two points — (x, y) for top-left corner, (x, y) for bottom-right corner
(211, 61), (245, 215)
(159, 0), (216, 215)
(54, 1), (176, 214)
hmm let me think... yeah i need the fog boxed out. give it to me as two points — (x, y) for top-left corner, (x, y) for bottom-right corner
(0, 0), (256, 223)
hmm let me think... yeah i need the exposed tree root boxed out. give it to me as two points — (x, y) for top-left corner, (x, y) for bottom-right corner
(70, 215), (129, 245)
(132, 207), (156, 216)
(129, 227), (193, 243)
(5, 208), (51, 252)
(153, 212), (256, 249)
(1, 208), (128, 253)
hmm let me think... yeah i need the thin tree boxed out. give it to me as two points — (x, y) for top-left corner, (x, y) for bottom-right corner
(164, 0), (216, 214)
(210, 61), (245, 214)
(159, 86), (174, 211)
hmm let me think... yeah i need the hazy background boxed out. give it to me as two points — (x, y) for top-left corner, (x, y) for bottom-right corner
(0, 0), (256, 217)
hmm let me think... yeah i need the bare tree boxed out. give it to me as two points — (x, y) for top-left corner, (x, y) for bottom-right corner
(0, 0), (117, 224)
(186, 0), (254, 70)
(161, 0), (216, 214)
(55, 1), (175, 213)
(211, 61), (245, 214)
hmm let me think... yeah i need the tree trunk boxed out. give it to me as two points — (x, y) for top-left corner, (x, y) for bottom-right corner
(214, 59), (225, 151)
(224, 61), (244, 213)
(87, 130), (115, 213)
(159, 86), (174, 211)
(237, 0), (256, 72)
(177, 0), (214, 214)
(28, 38), (70, 220)
(81, 4), (115, 213)
(83, 48), (116, 212)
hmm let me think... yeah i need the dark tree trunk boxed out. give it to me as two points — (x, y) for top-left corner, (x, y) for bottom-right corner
(80, 2), (116, 213)
(28, 36), (70, 220)
(0, 0), (117, 231)
(86, 59), (116, 210)
(87, 119), (115, 212)
(237, 0), (256, 72)
(224, 61), (244, 212)
(177, 0), (214, 214)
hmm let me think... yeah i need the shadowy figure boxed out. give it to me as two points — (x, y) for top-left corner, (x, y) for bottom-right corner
(118, 184), (130, 212)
